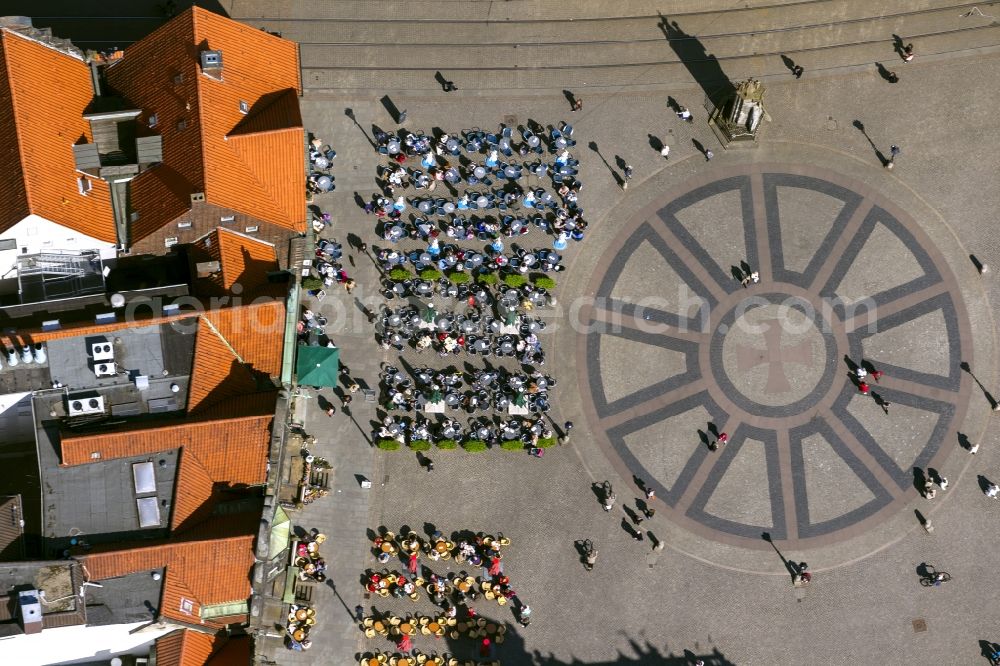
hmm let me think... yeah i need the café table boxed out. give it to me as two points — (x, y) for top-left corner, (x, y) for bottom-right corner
(418, 201), (432, 213)
(434, 541), (449, 553)
(527, 135), (540, 148)
(554, 137), (567, 149)
(366, 658), (380, 666)
(315, 175), (333, 191)
(476, 195), (489, 208)
(473, 166), (487, 179)
(381, 542), (394, 553)
(446, 138), (460, 152)
(443, 201), (456, 213)
(313, 156), (330, 169)
(421, 154), (435, 168)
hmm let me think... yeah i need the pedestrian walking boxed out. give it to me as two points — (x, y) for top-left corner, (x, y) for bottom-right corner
(938, 475), (948, 491)
(622, 164), (633, 190)
(710, 432), (728, 450)
(887, 70), (899, 83)
(871, 369), (884, 382)
(344, 278), (356, 293)
(677, 107), (693, 122)
(705, 149), (714, 161)
(326, 406), (335, 417)
(856, 366), (868, 381)
(645, 487), (655, 501)
(660, 145), (671, 159)
(342, 394), (353, 407)
(426, 458), (434, 472)
(924, 478), (937, 499)
(572, 98), (583, 112)
(603, 492), (617, 512)
(971, 441), (980, 455)
(886, 144), (901, 170)
(902, 43), (915, 62)
(740, 271), (758, 288)
(397, 109), (407, 124)
(792, 64), (804, 78)
(986, 482), (1000, 498)
(642, 506), (655, 519)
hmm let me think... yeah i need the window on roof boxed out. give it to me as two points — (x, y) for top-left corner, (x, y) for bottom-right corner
(179, 597), (194, 615)
(77, 177), (91, 196)
(177, 119), (187, 130)
(239, 100), (249, 114)
(130, 211), (139, 223)
(164, 237), (178, 248)
(173, 73), (184, 85)
(245, 225), (259, 233)
(220, 215), (235, 223)
(148, 113), (158, 128)
(90, 451), (101, 459)
(177, 221), (192, 229)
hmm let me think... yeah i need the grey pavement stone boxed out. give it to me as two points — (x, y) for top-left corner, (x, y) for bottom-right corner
(255, 12), (1000, 665)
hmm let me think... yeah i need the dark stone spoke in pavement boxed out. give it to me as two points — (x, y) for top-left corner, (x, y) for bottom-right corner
(583, 166), (970, 548)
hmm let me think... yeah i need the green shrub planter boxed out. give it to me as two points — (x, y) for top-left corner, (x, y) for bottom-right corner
(461, 439), (488, 453)
(302, 276), (324, 291)
(535, 437), (558, 448)
(500, 440), (524, 451)
(447, 271), (471, 284)
(532, 275), (556, 290)
(378, 439), (401, 451)
(389, 267), (412, 282)
(475, 272), (499, 286)
(502, 274), (528, 288)
(408, 440), (432, 451)
(436, 439), (458, 450)
(419, 268), (443, 280)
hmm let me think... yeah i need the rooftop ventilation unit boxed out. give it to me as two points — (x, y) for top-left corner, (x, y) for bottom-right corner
(91, 342), (114, 361)
(94, 362), (117, 378)
(68, 395), (105, 416)
(18, 590), (42, 634)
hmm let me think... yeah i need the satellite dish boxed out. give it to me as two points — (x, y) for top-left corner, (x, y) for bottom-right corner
(110, 293), (125, 308)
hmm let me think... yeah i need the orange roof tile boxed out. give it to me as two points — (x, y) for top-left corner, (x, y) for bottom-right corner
(155, 629), (223, 666)
(105, 7), (305, 242)
(187, 316), (260, 412)
(0, 29), (116, 241)
(202, 299), (284, 378)
(170, 451), (217, 532)
(83, 534), (255, 626)
(60, 413), (272, 485)
(191, 226), (281, 299)
(206, 636), (252, 665)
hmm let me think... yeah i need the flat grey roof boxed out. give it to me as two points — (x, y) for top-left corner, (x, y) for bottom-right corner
(84, 567), (163, 626)
(35, 404), (178, 546)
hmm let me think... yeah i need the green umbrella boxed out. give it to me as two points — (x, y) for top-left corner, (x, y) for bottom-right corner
(423, 305), (436, 323)
(505, 309), (518, 325)
(296, 344), (339, 387)
(514, 392), (527, 407)
(430, 389), (443, 403)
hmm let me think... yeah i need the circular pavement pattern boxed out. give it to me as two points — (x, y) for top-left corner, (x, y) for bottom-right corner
(579, 165), (972, 549)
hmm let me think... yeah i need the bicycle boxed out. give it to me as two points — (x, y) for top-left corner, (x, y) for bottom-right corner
(919, 566), (952, 586)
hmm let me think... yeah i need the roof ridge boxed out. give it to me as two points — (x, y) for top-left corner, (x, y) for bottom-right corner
(215, 224), (276, 248)
(198, 313), (245, 365)
(61, 412), (272, 442)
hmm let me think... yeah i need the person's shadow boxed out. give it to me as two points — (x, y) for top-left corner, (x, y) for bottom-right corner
(912, 467), (929, 493)
(978, 475), (995, 493)
(780, 54), (798, 74)
(666, 96), (682, 113)
(433, 71), (451, 91)
(344, 108), (376, 149)
(852, 120), (889, 167)
(874, 62), (898, 83)
(648, 134), (665, 154)
(692, 138), (709, 158)
(562, 89), (579, 110)
(730, 265), (745, 283)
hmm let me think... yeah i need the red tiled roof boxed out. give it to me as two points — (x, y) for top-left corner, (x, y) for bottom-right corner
(170, 451), (217, 532)
(187, 316), (260, 412)
(105, 7), (305, 242)
(155, 629), (223, 666)
(0, 29), (116, 241)
(60, 413), (272, 484)
(155, 630), (251, 666)
(190, 226), (281, 299)
(83, 534), (255, 627)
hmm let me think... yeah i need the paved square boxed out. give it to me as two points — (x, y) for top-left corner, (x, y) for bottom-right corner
(245, 3), (1000, 664)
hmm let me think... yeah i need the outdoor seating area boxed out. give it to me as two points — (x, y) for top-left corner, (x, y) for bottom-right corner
(358, 651), (500, 666)
(360, 528), (519, 662)
(308, 133), (337, 194)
